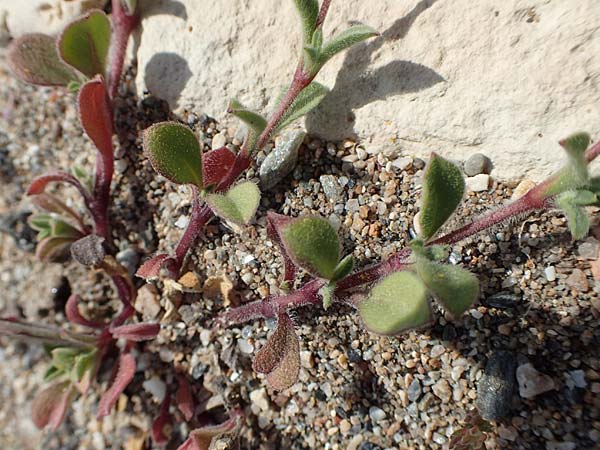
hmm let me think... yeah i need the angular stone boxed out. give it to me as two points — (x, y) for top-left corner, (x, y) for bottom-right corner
(259, 130), (305, 189)
(516, 363), (556, 399)
(465, 174), (490, 192)
(464, 153), (492, 176)
(476, 350), (516, 420)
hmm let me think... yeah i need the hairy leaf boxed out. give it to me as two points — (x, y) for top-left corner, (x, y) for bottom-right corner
(267, 212), (298, 283)
(318, 25), (378, 66)
(359, 271), (431, 335)
(253, 313), (300, 391)
(292, 0), (319, 42)
(66, 294), (102, 328)
(31, 381), (76, 430)
(280, 216), (340, 279)
(177, 410), (242, 450)
(274, 82), (329, 132)
(97, 352), (136, 418)
(144, 122), (203, 188)
(419, 153), (465, 240)
(320, 284), (334, 310)
(228, 99), (267, 135)
(7, 33), (80, 86)
(416, 257), (479, 318)
(556, 191), (591, 240)
(202, 146), (236, 187)
(206, 182), (260, 225)
(58, 9), (111, 78)
(330, 254), (354, 283)
(78, 76), (113, 157)
(136, 253), (176, 280)
(110, 323), (161, 341)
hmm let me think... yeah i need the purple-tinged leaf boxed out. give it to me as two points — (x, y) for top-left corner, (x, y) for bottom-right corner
(176, 374), (194, 421)
(36, 236), (76, 262)
(66, 294), (102, 328)
(109, 322), (160, 341)
(253, 313), (300, 391)
(31, 381), (77, 431)
(78, 76), (113, 158)
(202, 147), (236, 187)
(97, 352), (136, 418)
(176, 410), (243, 450)
(151, 393), (172, 445)
(27, 171), (91, 203)
(58, 9), (111, 78)
(31, 193), (87, 231)
(136, 253), (177, 280)
(70, 234), (106, 266)
(7, 33), (80, 86)
(267, 212), (298, 283)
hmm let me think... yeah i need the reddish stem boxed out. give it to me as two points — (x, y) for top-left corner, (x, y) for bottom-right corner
(108, 0), (139, 100)
(316, 0), (332, 28)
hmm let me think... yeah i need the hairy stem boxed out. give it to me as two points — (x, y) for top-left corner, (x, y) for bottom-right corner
(90, 150), (114, 241)
(108, 0), (139, 100)
(316, 0), (332, 28)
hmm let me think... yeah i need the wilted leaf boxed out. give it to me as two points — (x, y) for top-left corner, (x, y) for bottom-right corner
(280, 216), (340, 279)
(66, 294), (102, 328)
(7, 33), (80, 86)
(27, 170), (90, 202)
(292, 0), (319, 42)
(58, 9), (111, 78)
(136, 253), (176, 280)
(318, 25), (378, 67)
(97, 352), (136, 418)
(202, 146), (236, 187)
(253, 313), (300, 391)
(31, 381), (76, 430)
(31, 193), (86, 230)
(36, 236), (77, 262)
(416, 257), (479, 318)
(419, 153), (465, 240)
(274, 82), (329, 132)
(330, 254), (354, 283)
(144, 122), (203, 188)
(206, 181), (260, 225)
(78, 76), (113, 157)
(359, 271), (431, 335)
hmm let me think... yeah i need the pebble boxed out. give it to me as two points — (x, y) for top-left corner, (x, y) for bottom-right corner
(259, 130), (305, 189)
(432, 379), (451, 402)
(116, 248), (140, 276)
(568, 370), (587, 389)
(430, 345), (445, 358)
(368, 406), (386, 423)
(577, 239), (599, 259)
(516, 363), (556, 398)
(544, 266), (556, 282)
(237, 339), (254, 354)
(391, 156), (412, 171)
(211, 132), (227, 148)
(464, 153), (493, 176)
(319, 175), (342, 202)
(347, 435), (364, 450)
(249, 388), (270, 412)
(483, 292), (520, 309)
(546, 443), (577, 450)
(407, 379), (422, 402)
(340, 419), (351, 434)
(476, 350), (516, 420)
(565, 268), (589, 292)
(134, 284), (161, 320)
(142, 377), (167, 402)
(174, 215), (189, 229)
(465, 174), (490, 192)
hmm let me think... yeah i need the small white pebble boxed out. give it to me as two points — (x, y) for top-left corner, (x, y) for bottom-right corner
(544, 266), (556, 282)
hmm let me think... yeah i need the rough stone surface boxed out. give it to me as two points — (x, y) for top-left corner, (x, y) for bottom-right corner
(465, 174), (490, 192)
(135, 0), (600, 181)
(259, 130), (305, 189)
(464, 153), (492, 176)
(0, 0), (107, 41)
(516, 363), (556, 399)
(476, 351), (516, 420)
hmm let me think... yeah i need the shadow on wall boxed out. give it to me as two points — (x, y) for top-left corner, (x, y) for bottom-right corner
(141, 0), (188, 20)
(144, 53), (192, 109)
(306, 0), (445, 141)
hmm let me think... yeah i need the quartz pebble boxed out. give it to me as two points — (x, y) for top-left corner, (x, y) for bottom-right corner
(465, 174), (490, 192)
(516, 363), (556, 398)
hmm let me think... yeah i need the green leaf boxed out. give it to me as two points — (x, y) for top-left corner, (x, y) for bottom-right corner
(330, 254), (354, 283)
(206, 181), (260, 225)
(58, 9), (111, 78)
(67, 80), (81, 93)
(419, 153), (465, 240)
(274, 82), (329, 132)
(545, 132), (591, 197)
(228, 99), (267, 135)
(318, 25), (378, 67)
(7, 33), (80, 86)
(359, 271), (431, 335)
(281, 216), (341, 279)
(556, 191), (591, 240)
(311, 27), (324, 50)
(43, 365), (65, 383)
(416, 257), (479, 318)
(292, 0), (319, 43)
(143, 122), (203, 188)
(51, 347), (79, 372)
(72, 349), (97, 382)
(320, 284), (334, 310)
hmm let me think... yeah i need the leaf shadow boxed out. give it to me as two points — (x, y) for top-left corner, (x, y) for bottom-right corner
(306, 0), (444, 141)
(143, 52), (193, 110)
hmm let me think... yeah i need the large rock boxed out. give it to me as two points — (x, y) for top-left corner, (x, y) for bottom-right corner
(135, 0), (600, 181)
(0, 0), (107, 42)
